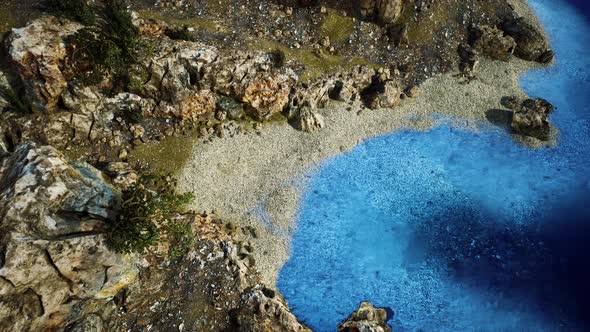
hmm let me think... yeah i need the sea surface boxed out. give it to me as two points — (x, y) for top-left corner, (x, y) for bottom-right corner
(277, 0), (590, 330)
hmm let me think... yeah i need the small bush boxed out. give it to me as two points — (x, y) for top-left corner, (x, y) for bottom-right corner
(0, 85), (29, 113)
(166, 221), (195, 259)
(69, 0), (153, 89)
(165, 25), (193, 41)
(44, 0), (96, 25)
(107, 174), (195, 255)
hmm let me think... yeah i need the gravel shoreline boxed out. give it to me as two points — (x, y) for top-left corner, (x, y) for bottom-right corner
(178, 0), (545, 286)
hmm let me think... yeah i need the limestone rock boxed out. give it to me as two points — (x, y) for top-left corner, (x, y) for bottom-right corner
(6, 16), (82, 112)
(362, 72), (402, 109)
(473, 25), (517, 62)
(104, 162), (138, 191)
(360, 0), (403, 24)
(233, 286), (312, 332)
(297, 106), (325, 133)
(502, 18), (553, 63)
(179, 89), (217, 121)
(338, 302), (392, 332)
(138, 38), (219, 102)
(243, 74), (292, 120)
(0, 71), (9, 112)
(0, 144), (138, 331)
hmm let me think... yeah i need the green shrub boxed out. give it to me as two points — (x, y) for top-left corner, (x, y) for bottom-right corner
(0, 85), (29, 113)
(107, 174), (195, 255)
(166, 221), (195, 259)
(44, 0), (96, 25)
(69, 0), (153, 89)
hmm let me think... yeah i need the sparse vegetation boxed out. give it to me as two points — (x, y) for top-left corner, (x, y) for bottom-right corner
(107, 174), (195, 256)
(69, 0), (152, 89)
(165, 25), (194, 41)
(44, 0), (96, 25)
(0, 85), (30, 113)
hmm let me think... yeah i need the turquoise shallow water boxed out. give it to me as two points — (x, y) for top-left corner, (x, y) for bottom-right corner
(277, 0), (590, 331)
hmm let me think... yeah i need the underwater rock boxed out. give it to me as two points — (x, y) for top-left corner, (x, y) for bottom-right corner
(472, 25), (517, 61)
(502, 17), (553, 63)
(0, 144), (137, 331)
(6, 16), (82, 112)
(338, 301), (392, 332)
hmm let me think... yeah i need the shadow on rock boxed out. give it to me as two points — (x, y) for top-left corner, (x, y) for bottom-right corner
(485, 108), (513, 131)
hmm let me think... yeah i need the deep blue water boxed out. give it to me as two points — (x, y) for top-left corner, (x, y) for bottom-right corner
(277, 0), (590, 331)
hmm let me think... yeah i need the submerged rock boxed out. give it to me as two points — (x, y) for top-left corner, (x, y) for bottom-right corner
(0, 144), (137, 331)
(338, 301), (392, 332)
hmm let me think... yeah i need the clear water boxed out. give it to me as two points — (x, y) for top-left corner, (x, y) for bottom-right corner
(277, 0), (590, 331)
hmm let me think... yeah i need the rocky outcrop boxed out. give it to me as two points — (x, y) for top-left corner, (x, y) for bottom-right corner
(0, 144), (138, 331)
(297, 106), (325, 132)
(506, 97), (554, 141)
(502, 18), (554, 63)
(6, 16), (82, 112)
(472, 25), (516, 62)
(359, 0), (404, 24)
(338, 302), (392, 332)
(361, 71), (402, 110)
(232, 286), (312, 332)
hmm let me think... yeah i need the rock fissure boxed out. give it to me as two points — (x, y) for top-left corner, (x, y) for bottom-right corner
(43, 249), (75, 293)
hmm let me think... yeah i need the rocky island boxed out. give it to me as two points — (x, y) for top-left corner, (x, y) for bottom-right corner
(2, 0), (584, 331)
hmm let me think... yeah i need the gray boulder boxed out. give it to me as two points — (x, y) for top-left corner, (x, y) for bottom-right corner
(0, 144), (138, 331)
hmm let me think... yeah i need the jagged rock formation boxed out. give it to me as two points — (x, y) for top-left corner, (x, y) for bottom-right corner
(502, 17), (554, 63)
(472, 25), (517, 62)
(502, 96), (554, 141)
(232, 286), (312, 332)
(338, 301), (392, 332)
(297, 106), (325, 132)
(6, 16), (82, 112)
(359, 0), (403, 24)
(1, 14), (409, 150)
(0, 144), (138, 331)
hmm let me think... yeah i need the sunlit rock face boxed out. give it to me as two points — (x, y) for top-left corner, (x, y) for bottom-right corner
(278, 0), (590, 331)
(6, 16), (82, 112)
(0, 144), (137, 331)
